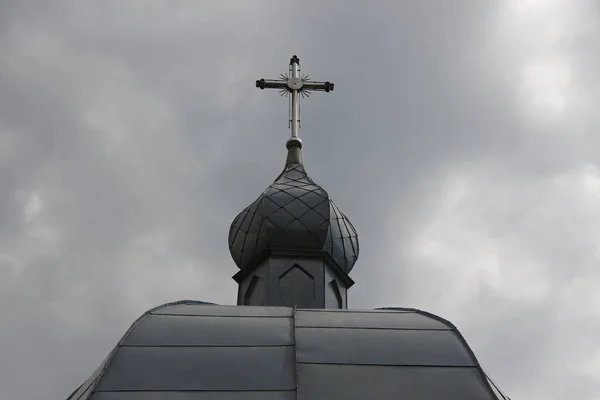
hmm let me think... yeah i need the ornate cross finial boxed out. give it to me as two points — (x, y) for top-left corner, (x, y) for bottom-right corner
(256, 55), (334, 142)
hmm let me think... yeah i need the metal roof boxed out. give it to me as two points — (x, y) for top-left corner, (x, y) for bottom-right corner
(68, 300), (510, 400)
(228, 162), (359, 274)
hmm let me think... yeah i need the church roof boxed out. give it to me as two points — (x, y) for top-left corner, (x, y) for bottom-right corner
(68, 300), (510, 400)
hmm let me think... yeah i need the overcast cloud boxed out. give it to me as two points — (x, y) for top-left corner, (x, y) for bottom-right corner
(1, 1), (599, 399)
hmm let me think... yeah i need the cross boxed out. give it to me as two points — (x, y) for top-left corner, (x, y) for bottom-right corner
(256, 55), (334, 142)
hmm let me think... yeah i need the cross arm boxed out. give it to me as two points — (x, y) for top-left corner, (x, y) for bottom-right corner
(301, 80), (334, 92)
(255, 79), (288, 90)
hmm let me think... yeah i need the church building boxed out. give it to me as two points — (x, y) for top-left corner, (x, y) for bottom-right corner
(67, 56), (510, 400)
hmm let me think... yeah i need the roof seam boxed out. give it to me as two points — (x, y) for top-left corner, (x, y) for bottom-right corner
(296, 362), (479, 368)
(292, 308), (300, 400)
(153, 313), (292, 318)
(296, 326), (451, 331)
(119, 344), (295, 348)
(415, 309), (502, 399)
(83, 300), (216, 396)
(94, 389), (298, 393)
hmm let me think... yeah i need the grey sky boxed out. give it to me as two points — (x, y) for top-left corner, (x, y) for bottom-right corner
(1, 1), (599, 399)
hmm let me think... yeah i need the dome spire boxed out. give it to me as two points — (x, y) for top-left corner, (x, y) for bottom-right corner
(285, 136), (302, 166)
(230, 56), (357, 309)
(255, 55), (334, 166)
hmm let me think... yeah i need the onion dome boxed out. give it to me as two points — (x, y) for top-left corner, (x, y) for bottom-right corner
(228, 139), (359, 274)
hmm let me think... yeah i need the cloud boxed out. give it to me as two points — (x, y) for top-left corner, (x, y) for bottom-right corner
(0, 1), (598, 399)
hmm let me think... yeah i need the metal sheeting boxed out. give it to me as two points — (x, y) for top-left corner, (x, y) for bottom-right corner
(297, 364), (494, 400)
(69, 303), (507, 399)
(97, 346), (296, 391)
(123, 314), (294, 346)
(154, 304), (293, 317)
(295, 309), (450, 330)
(296, 328), (475, 366)
(228, 162), (359, 273)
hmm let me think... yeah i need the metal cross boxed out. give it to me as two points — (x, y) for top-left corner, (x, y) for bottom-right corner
(256, 55), (334, 141)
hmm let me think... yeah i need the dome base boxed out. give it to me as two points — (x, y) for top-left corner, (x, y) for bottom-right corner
(234, 251), (353, 309)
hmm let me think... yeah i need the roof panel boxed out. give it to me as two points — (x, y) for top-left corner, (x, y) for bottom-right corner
(154, 304), (293, 317)
(70, 304), (508, 399)
(123, 314), (293, 346)
(97, 346), (296, 391)
(91, 392), (296, 400)
(295, 309), (449, 330)
(297, 364), (495, 400)
(296, 327), (475, 366)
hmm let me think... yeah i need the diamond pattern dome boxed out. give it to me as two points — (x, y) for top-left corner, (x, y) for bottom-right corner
(229, 162), (359, 273)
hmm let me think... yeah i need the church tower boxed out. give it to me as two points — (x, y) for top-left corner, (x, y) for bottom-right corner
(229, 56), (358, 309)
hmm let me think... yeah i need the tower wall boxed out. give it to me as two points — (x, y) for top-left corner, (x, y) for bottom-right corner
(237, 256), (349, 309)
